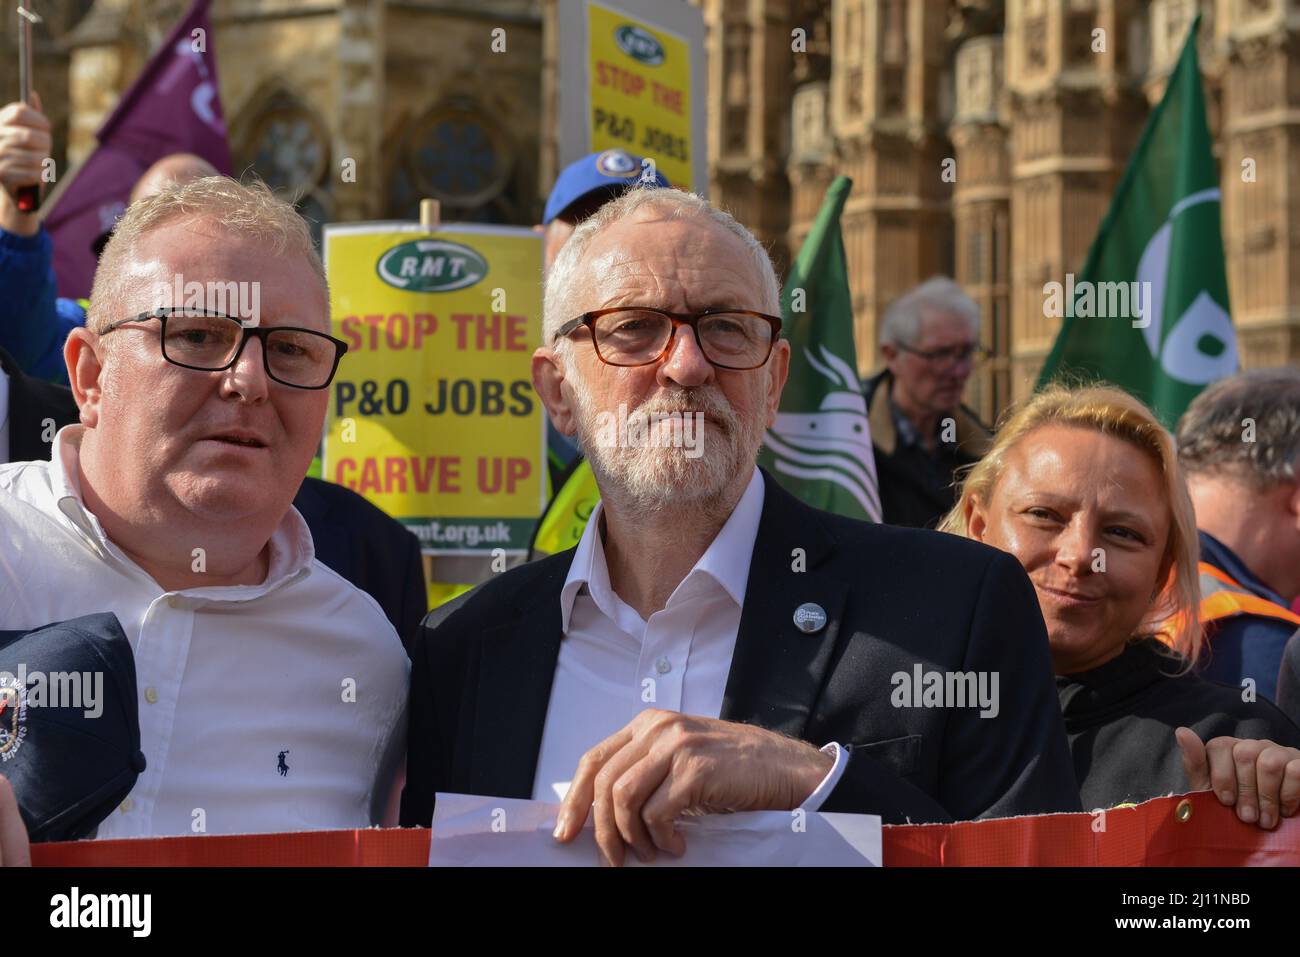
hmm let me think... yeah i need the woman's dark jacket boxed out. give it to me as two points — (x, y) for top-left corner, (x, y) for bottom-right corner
(1058, 638), (1300, 809)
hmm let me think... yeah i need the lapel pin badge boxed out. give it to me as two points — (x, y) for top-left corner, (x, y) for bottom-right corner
(793, 602), (827, 635)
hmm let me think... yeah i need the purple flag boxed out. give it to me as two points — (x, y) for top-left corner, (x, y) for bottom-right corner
(44, 0), (231, 299)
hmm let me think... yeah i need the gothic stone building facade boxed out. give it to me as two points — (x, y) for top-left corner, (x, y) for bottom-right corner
(4, 0), (1297, 424)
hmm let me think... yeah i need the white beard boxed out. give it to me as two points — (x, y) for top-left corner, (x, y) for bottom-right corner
(569, 374), (767, 514)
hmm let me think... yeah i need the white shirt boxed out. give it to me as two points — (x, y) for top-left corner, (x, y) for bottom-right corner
(532, 467), (847, 806)
(0, 365), (10, 464)
(0, 426), (409, 838)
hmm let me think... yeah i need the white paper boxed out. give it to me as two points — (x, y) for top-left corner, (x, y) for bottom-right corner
(427, 793), (881, 867)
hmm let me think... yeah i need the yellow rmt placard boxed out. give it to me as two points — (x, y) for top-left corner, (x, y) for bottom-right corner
(587, 1), (694, 189)
(322, 223), (546, 555)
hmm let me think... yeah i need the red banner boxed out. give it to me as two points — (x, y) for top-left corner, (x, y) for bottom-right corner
(30, 792), (1300, 867)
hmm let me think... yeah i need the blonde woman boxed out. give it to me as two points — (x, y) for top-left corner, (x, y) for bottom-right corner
(939, 385), (1300, 826)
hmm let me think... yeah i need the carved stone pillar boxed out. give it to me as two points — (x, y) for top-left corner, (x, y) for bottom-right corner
(333, 0), (384, 221)
(786, 0), (834, 294)
(1219, 1), (1300, 368)
(63, 0), (143, 167)
(704, 0), (795, 274)
(1004, 0), (1146, 401)
(830, 0), (954, 375)
(950, 36), (1011, 424)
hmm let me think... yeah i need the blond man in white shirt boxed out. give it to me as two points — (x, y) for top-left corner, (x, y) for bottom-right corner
(0, 177), (408, 859)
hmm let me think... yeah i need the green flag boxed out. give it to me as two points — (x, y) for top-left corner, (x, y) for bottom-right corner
(758, 176), (881, 521)
(1037, 14), (1237, 428)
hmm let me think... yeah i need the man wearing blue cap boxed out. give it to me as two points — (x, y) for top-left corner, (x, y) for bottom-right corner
(543, 148), (669, 271)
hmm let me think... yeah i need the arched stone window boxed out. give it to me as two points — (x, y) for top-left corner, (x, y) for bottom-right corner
(386, 98), (521, 224)
(231, 88), (332, 246)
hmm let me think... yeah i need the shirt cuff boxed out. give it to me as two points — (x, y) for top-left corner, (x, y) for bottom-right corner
(798, 742), (849, 812)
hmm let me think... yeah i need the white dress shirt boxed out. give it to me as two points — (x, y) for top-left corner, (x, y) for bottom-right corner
(0, 426), (409, 838)
(532, 466), (847, 806)
(0, 365), (10, 464)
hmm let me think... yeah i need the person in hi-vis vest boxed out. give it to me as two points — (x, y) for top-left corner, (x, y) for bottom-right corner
(1176, 368), (1300, 702)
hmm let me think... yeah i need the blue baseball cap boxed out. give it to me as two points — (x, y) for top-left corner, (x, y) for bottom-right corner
(543, 149), (671, 225)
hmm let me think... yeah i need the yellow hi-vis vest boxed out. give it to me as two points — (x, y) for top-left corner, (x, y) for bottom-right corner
(528, 458), (599, 559)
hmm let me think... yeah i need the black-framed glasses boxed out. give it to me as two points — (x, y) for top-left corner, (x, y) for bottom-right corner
(555, 307), (782, 370)
(895, 341), (989, 368)
(100, 308), (349, 390)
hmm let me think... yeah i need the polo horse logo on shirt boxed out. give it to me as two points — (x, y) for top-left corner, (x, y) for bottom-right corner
(277, 750), (290, 777)
(762, 344), (882, 520)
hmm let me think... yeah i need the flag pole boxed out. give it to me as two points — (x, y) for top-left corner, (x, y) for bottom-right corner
(15, 5), (44, 213)
(419, 199), (441, 231)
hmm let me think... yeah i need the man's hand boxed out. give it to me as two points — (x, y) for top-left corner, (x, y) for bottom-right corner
(1176, 727), (1300, 829)
(0, 775), (31, 866)
(0, 94), (51, 237)
(553, 709), (833, 866)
